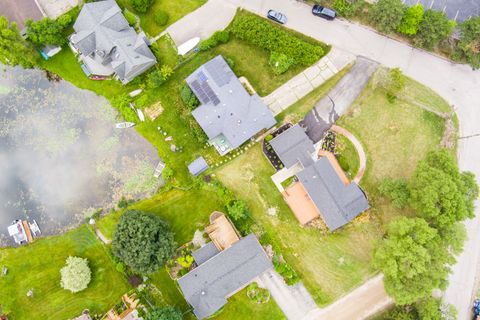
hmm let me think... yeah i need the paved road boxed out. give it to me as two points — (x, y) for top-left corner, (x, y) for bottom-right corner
(166, 1), (480, 318)
(258, 269), (318, 320)
(301, 56), (378, 143)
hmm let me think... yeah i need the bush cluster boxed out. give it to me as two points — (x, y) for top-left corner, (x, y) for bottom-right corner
(269, 51), (295, 75)
(180, 84), (200, 110)
(273, 255), (300, 286)
(155, 10), (169, 26)
(198, 30), (230, 51)
(124, 9), (137, 26)
(231, 15), (324, 66)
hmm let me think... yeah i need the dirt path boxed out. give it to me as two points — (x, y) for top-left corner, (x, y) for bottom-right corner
(304, 274), (393, 320)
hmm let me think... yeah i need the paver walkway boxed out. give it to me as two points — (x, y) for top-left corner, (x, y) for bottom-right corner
(258, 269), (317, 320)
(330, 125), (367, 183)
(263, 47), (355, 115)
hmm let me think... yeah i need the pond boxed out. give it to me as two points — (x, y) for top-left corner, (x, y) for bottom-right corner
(0, 66), (162, 246)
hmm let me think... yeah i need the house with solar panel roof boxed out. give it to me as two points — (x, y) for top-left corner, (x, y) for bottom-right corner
(186, 55), (276, 155)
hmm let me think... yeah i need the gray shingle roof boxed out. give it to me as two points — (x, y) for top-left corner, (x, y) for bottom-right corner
(187, 56), (276, 150)
(296, 157), (369, 230)
(70, 0), (156, 83)
(178, 234), (272, 319)
(270, 125), (315, 168)
(192, 242), (219, 265)
(188, 156), (209, 176)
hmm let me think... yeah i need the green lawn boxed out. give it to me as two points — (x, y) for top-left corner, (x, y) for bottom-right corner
(0, 226), (130, 319)
(336, 134), (360, 180)
(117, 0), (207, 37)
(215, 72), (451, 306)
(214, 287), (287, 320)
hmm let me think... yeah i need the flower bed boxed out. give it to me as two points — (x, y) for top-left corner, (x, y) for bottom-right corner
(165, 243), (194, 279)
(262, 123), (292, 171)
(246, 283), (270, 304)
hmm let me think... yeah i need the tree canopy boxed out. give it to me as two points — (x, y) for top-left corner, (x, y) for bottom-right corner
(130, 0), (155, 13)
(369, 0), (405, 33)
(112, 210), (176, 274)
(0, 16), (36, 68)
(26, 15), (71, 46)
(409, 149), (478, 232)
(145, 306), (183, 320)
(60, 256), (92, 293)
(374, 217), (453, 305)
(458, 17), (480, 69)
(227, 200), (250, 221)
(397, 4), (424, 36)
(415, 10), (455, 49)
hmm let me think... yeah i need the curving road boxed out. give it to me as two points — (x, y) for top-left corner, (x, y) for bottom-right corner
(167, 1), (480, 318)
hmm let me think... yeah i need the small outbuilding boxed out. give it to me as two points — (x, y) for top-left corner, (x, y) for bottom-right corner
(188, 156), (209, 176)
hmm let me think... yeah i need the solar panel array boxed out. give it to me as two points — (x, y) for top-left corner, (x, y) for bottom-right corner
(189, 73), (220, 106)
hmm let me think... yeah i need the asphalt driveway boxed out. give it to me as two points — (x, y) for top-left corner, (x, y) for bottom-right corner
(301, 57), (378, 143)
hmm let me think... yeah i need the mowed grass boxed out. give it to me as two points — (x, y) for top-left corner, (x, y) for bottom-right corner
(336, 134), (360, 180)
(117, 0), (207, 36)
(0, 226), (130, 319)
(214, 287), (287, 320)
(215, 73), (449, 305)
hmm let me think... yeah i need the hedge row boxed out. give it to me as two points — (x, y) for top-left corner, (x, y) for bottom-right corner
(231, 15), (324, 66)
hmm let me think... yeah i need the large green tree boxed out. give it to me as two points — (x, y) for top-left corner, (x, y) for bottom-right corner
(369, 0), (405, 33)
(146, 306), (182, 320)
(409, 149), (478, 232)
(397, 4), (424, 36)
(26, 15), (71, 46)
(0, 16), (36, 68)
(374, 217), (453, 305)
(112, 210), (176, 274)
(458, 17), (480, 68)
(415, 10), (455, 49)
(60, 256), (92, 293)
(130, 0), (155, 13)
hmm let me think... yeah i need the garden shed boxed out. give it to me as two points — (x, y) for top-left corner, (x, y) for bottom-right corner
(188, 156), (209, 176)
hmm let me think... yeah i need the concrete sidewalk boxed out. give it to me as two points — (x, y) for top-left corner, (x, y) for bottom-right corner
(263, 47), (355, 115)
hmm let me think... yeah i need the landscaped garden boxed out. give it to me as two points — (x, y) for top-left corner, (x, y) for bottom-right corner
(215, 69), (453, 306)
(0, 226), (130, 319)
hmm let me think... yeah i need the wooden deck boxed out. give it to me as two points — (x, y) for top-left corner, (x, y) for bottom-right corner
(282, 182), (321, 225)
(206, 212), (240, 251)
(21, 220), (33, 243)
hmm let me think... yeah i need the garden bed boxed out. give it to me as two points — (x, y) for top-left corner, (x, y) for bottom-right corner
(262, 123), (292, 170)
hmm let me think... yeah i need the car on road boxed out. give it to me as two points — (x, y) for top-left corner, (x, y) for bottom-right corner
(267, 10), (287, 24)
(312, 5), (336, 20)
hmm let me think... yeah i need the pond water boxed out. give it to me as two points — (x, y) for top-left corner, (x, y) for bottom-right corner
(0, 66), (161, 246)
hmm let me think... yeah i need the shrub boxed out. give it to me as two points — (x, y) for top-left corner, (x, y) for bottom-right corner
(180, 84), (200, 110)
(116, 262), (126, 273)
(265, 134), (273, 141)
(148, 65), (173, 88)
(333, 0), (355, 18)
(111, 93), (138, 122)
(154, 10), (169, 26)
(227, 200), (250, 221)
(379, 177), (410, 208)
(26, 15), (72, 46)
(273, 255), (300, 286)
(415, 10), (455, 49)
(198, 30), (230, 51)
(369, 0), (405, 34)
(226, 57), (235, 69)
(130, 0), (154, 13)
(269, 51), (295, 74)
(246, 283), (270, 304)
(458, 17), (480, 69)
(124, 9), (137, 26)
(231, 15), (324, 65)
(162, 166), (174, 180)
(112, 210), (176, 274)
(397, 4), (424, 36)
(384, 67), (405, 102)
(177, 254), (194, 268)
(60, 256), (91, 293)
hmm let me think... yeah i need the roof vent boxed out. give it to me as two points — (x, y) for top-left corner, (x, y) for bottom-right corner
(313, 175), (317, 179)
(217, 115), (221, 119)
(229, 90), (233, 94)
(201, 291), (206, 295)
(237, 120), (242, 124)
(230, 113), (233, 116)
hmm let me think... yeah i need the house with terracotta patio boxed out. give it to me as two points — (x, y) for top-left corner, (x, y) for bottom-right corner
(269, 124), (369, 230)
(177, 212), (272, 319)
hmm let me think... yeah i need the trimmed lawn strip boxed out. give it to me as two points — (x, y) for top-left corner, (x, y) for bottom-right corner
(335, 134), (360, 180)
(0, 225), (130, 319)
(116, 0), (207, 37)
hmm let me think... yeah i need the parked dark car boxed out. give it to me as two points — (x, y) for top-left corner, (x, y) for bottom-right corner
(267, 10), (287, 24)
(312, 5), (336, 20)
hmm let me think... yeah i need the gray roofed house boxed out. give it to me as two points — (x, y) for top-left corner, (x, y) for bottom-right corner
(270, 125), (315, 169)
(296, 157), (369, 230)
(191, 242), (220, 266)
(188, 156), (209, 176)
(69, 0), (156, 84)
(186, 55), (276, 155)
(178, 234), (272, 319)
